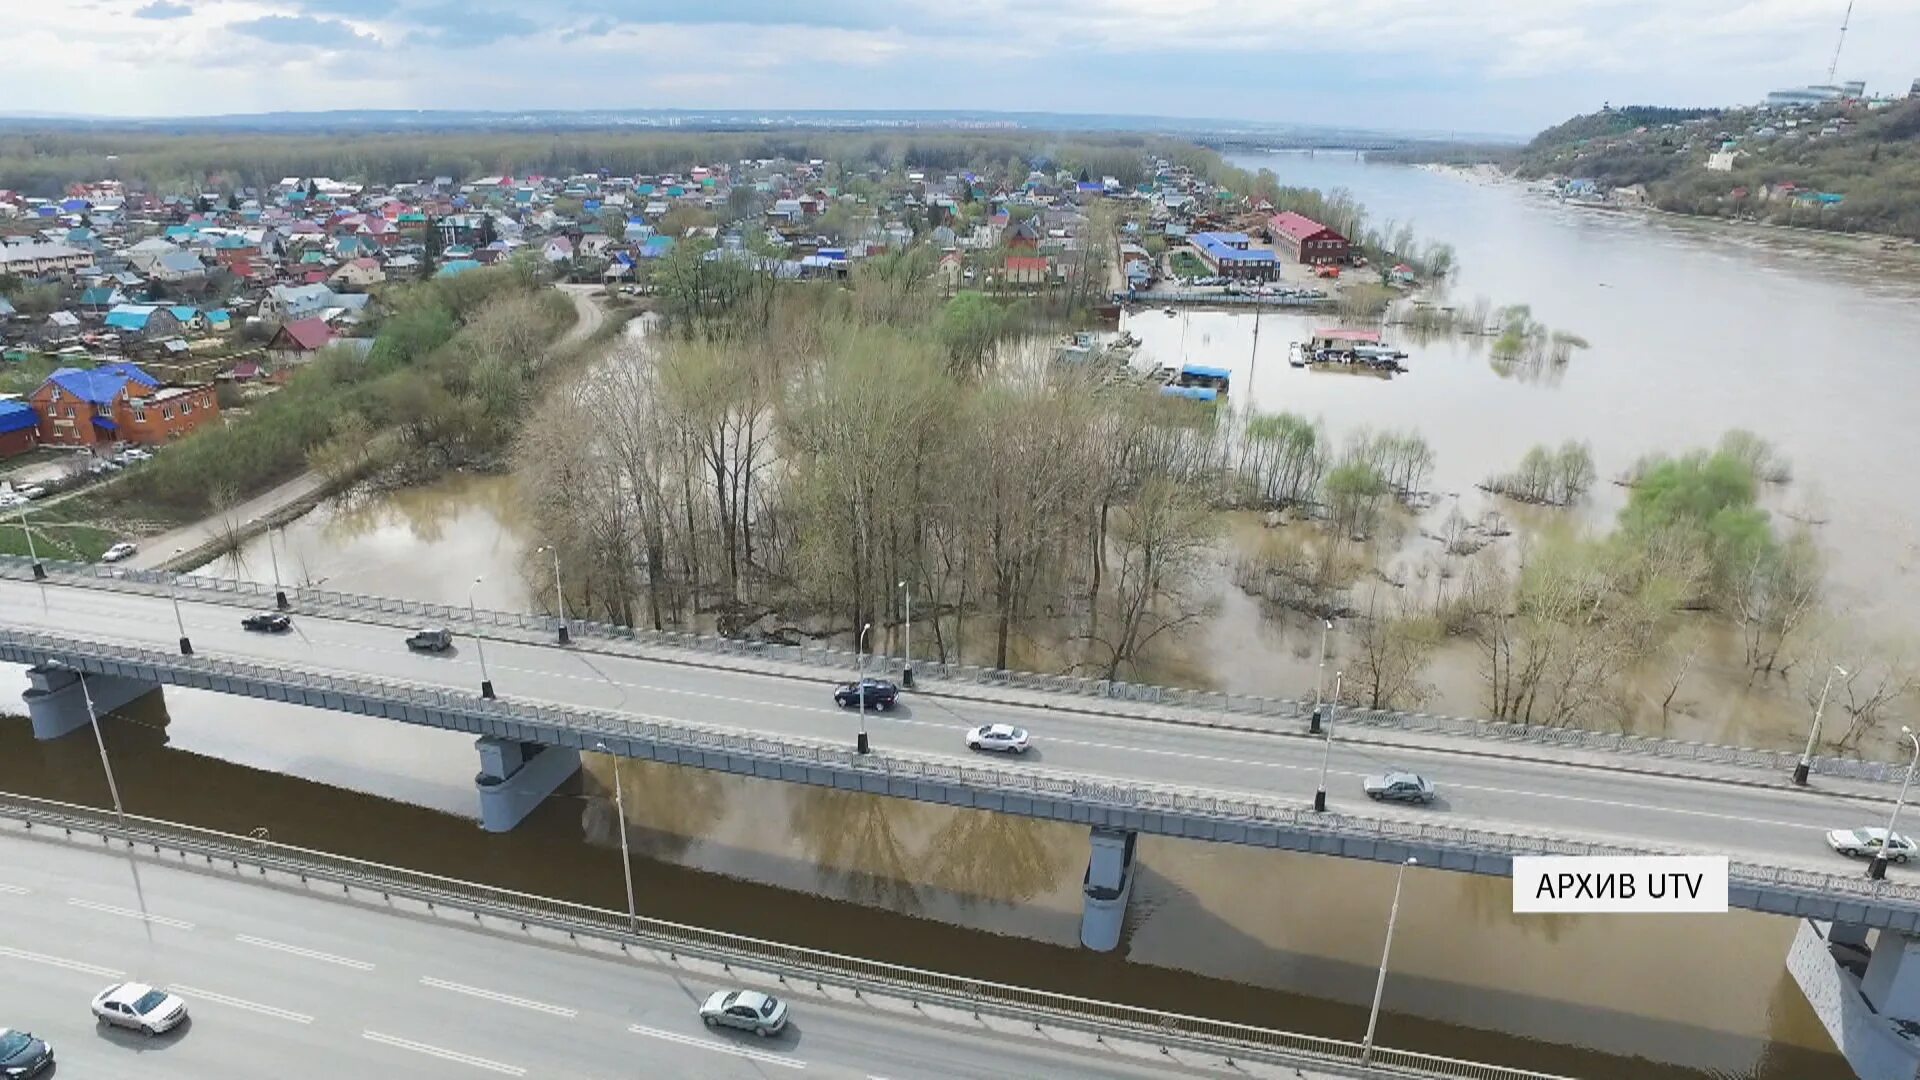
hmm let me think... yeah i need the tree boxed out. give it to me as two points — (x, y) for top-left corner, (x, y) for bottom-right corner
(1082, 475), (1215, 680)
(1733, 527), (1823, 674)
(1347, 593), (1442, 710)
(936, 291), (1007, 375)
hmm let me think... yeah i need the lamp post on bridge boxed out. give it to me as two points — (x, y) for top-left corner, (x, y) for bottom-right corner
(592, 742), (637, 933)
(898, 580), (913, 689)
(78, 671), (127, 829)
(167, 549), (192, 655)
(1310, 618), (1332, 734)
(1315, 670), (1340, 813)
(16, 508), (45, 580)
(1795, 664), (1848, 786)
(855, 622), (873, 756)
(1871, 726), (1920, 882)
(538, 545), (570, 645)
(266, 524), (288, 611)
(468, 575), (494, 699)
(1361, 856), (1418, 1066)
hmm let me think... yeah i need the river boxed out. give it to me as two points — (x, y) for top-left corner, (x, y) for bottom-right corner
(16, 174), (1917, 1075)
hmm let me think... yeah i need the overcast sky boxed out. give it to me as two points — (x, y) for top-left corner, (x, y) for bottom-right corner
(10, 0), (1920, 135)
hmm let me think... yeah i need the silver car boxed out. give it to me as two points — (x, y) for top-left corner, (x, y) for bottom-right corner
(1362, 772), (1437, 805)
(91, 982), (187, 1036)
(699, 989), (787, 1037)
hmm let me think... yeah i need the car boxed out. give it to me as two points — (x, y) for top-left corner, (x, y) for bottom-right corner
(101, 541), (138, 563)
(0, 1028), (53, 1076)
(965, 722), (1031, 754)
(1362, 771), (1437, 804)
(0, 494), (24, 510)
(10, 485), (45, 501)
(1827, 827), (1917, 862)
(241, 612), (292, 633)
(405, 627), (453, 652)
(698, 989), (788, 1037)
(833, 678), (897, 710)
(90, 982), (187, 1036)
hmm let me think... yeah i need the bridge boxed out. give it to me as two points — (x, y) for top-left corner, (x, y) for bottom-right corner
(8, 557), (1920, 1076)
(0, 792), (1566, 1080)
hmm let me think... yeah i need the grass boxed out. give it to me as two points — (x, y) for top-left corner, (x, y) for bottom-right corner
(0, 353), (67, 395)
(1167, 250), (1208, 279)
(0, 505), (119, 562)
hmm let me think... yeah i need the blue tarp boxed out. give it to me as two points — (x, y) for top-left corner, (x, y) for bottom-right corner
(1181, 364), (1232, 381)
(0, 400), (38, 435)
(1160, 386), (1218, 402)
(91, 415), (118, 431)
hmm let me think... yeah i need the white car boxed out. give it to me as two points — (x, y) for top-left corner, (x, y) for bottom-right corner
(101, 541), (138, 563)
(965, 723), (1031, 754)
(0, 493), (25, 509)
(91, 982), (188, 1035)
(1827, 827), (1916, 862)
(698, 989), (787, 1037)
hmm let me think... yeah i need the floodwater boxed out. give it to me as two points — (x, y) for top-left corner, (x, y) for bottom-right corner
(14, 188), (1912, 1077)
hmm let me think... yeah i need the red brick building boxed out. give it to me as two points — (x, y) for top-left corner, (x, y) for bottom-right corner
(1267, 211), (1351, 265)
(29, 362), (220, 449)
(0, 400), (40, 459)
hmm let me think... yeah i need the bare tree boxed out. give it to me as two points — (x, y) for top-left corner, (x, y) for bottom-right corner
(1346, 591), (1442, 710)
(1082, 474), (1216, 681)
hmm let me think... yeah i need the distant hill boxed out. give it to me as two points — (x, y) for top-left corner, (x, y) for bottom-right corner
(1514, 99), (1920, 239)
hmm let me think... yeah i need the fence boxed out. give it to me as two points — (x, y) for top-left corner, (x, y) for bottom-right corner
(0, 553), (1901, 786)
(0, 789), (1571, 1080)
(6, 623), (1920, 920)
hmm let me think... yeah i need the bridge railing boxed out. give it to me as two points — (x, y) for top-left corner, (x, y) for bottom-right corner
(8, 624), (1920, 917)
(0, 552), (1904, 785)
(0, 790), (1571, 1080)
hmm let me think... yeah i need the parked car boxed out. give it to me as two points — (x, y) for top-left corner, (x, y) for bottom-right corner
(698, 989), (788, 1037)
(964, 723), (1031, 754)
(101, 541), (138, 563)
(833, 678), (898, 710)
(90, 983), (187, 1036)
(1362, 772), (1437, 804)
(0, 493), (24, 510)
(0, 1028), (53, 1076)
(11, 485), (45, 501)
(241, 612), (292, 633)
(405, 627), (453, 652)
(1827, 827), (1916, 862)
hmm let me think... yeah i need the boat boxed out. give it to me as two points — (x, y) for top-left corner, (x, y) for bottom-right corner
(1288, 341), (1308, 368)
(1298, 328), (1410, 376)
(1080, 828), (1137, 952)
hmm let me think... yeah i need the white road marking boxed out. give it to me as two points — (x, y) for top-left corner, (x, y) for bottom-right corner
(629, 1024), (807, 1069)
(0, 884), (29, 895)
(419, 976), (578, 1017)
(0, 944), (125, 978)
(362, 1031), (527, 1076)
(67, 898), (195, 929)
(235, 934), (374, 970)
(170, 983), (312, 1023)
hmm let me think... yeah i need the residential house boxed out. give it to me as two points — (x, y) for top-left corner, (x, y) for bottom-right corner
(0, 399), (39, 459)
(103, 304), (183, 340)
(1004, 218), (1043, 249)
(0, 240), (92, 275)
(29, 361), (219, 448)
(78, 286), (125, 313)
(542, 236), (575, 263)
(167, 306), (203, 333)
(264, 283), (337, 321)
(936, 251), (965, 290)
(124, 238), (181, 275)
(330, 258), (385, 290)
(1004, 255), (1049, 285)
(1266, 211), (1350, 265)
(265, 318), (335, 364)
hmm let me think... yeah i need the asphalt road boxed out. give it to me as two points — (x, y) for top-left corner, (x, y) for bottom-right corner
(0, 579), (1904, 879)
(0, 832), (1245, 1080)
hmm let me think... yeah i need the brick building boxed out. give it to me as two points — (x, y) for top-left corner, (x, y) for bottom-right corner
(1267, 212), (1351, 265)
(0, 399), (39, 459)
(1190, 231), (1278, 281)
(29, 362), (220, 449)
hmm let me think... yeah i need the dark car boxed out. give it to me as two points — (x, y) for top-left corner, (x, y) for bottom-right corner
(833, 678), (898, 710)
(0, 1028), (52, 1076)
(1362, 772), (1437, 805)
(405, 627), (453, 652)
(241, 611), (292, 633)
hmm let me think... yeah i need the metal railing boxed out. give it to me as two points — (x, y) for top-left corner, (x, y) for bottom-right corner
(0, 790), (1572, 1080)
(0, 553), (1901, 786)
(7, 623), (1920, 917)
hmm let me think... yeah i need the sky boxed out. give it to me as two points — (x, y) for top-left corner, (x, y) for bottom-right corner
(8, 0), (1920, 135)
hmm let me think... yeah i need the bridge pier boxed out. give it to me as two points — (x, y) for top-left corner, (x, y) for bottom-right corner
(474, 737), (580, 833)
(1080, 827), (1137, 952)
(1788, 918), (1920, 1080)
(20, 664), (161, 740)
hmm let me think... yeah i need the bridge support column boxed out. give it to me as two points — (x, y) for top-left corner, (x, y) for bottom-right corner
(474, 737), (580, 833)
(1788, 919), (1920, 1080)
(1080, 827), (1138, 953)
(20, 664), (160, 741)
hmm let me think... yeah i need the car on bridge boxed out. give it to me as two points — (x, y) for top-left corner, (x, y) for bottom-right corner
(405, 627), (454, 653)
(241, 612), (292, 633)
(965, 723), (1031, 754)
(90, 982), (188, 1036)
(1827, 827), (1916, 863)
(100, 541), (138, 563)
(833, 678), (898, 710)
(698, 989), (788, 1037)
(0, 1027), (53, 1076)
(1363, 772), (1437, 805)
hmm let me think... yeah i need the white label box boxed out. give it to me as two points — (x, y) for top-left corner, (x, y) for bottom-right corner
(1513, 855), (1729, 913)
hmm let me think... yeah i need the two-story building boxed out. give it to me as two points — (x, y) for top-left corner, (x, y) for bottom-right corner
(1267, 212), (1351, 265)
(29, 361), (219, 449)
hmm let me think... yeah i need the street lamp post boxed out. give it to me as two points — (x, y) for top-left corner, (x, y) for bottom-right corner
(593, 742), (637, 933)
(1361, 857), (1419, 1065)
(267, 526), (288, 610)
(1311, 619), (1333, 734)
(78, 672), (127, 828)
(1795, 665), (1848, 786)
(468, 576), (494, 699)
(1871, 726), (1920, 881)
(167, 551), (192, 655)
(898, 580), (913, 689)
(856, 621), (873, 755)
(538, 545), (570, 645)
(17, 509), (44, 580)
(1315, 670), (1341, 812)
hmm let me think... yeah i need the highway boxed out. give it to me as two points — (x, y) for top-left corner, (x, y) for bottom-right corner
(0, 831), (1248, 1079)
(0, 577), (1905, 879)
